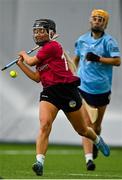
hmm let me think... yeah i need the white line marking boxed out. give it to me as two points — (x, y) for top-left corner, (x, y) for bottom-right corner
(46, 172), (122, 179)
(69, 173), (122, 179)
(0, 149), (81, 155)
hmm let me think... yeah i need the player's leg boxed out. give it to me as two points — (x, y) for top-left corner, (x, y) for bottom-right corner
(93, 105), (106, 135)
(65, 105), (96, 142)
(65, 105), (110, 157)
(32, 101), (59, 176)
(79, 90), (110, 169)
(82, 105), (107, 170)
(92, 105), (107, 159)
(81, 105), (95, 170)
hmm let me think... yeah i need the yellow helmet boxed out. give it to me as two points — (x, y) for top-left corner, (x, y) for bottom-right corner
(91, 9), (109, 27)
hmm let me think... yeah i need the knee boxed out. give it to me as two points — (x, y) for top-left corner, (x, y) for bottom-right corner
(78, 127), (94, 138)
(77, 128), (88, 137)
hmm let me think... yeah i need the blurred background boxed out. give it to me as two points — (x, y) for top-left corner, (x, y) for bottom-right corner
(0, 0), (122, 146)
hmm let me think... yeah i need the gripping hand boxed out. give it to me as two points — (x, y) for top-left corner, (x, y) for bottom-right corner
(86, 52), (100, 62)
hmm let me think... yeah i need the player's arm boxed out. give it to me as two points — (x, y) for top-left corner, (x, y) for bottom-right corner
(86, 52), (121, 66)
(73, 40), (80, 69)
(73, 55), (80, 69)
(18, 50), (39, 66)
(86, 38), (121, 66)
(17, 57), (41, 83)
(99, 56), (121, 66)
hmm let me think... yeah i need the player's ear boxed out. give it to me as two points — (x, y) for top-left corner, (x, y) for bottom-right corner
(49, 30), (55, 39)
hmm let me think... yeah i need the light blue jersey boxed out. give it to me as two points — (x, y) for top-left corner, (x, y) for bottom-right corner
(75, 31), (120, 94)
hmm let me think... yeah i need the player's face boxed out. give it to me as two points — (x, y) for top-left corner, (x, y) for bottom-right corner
(33, 28), (49, 44)
(90, 16), (106, 32)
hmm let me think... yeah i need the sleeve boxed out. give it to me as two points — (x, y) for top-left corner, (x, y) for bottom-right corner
(107, 38), (120, 57)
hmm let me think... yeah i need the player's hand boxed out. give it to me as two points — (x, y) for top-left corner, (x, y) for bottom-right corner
(16, 51), (26, 65)
(86, 52), (100, 62)
(18, 51), (27, 58)
(18, 51), (27, 62)
(16, 57), (24, 66)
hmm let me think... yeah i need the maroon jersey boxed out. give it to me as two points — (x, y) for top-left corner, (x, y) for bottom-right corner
(36, 40), (79, 88)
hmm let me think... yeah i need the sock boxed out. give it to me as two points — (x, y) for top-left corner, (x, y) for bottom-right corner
(36, 154), (45, 165)
(94, 135), (100, 144)
(85, 153), (93, 163)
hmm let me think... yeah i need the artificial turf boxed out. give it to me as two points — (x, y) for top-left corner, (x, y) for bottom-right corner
(0, 143), (122, 179)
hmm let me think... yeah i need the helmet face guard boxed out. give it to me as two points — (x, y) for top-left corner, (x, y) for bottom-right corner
(33, 20), (49, 32)
(33, 19), (56, 46)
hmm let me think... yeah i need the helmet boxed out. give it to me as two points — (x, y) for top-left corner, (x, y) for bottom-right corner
(33, 19), (56, 46)
(33, 19), (56, 33)
(33, 19), (50, 33)
(44, 19), (56, 33)
(91, 9), (109, 28)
